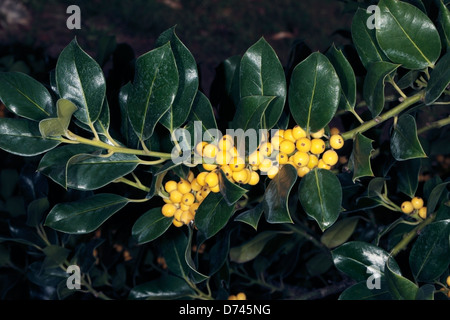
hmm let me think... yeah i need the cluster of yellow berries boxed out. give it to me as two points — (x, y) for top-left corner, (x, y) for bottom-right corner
(161, 170), (220, 227)
(401, 196), (427, 219)
(227, 292), (247, 300)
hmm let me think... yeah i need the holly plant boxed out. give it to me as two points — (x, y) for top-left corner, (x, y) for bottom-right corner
(0, 0), (449, 301)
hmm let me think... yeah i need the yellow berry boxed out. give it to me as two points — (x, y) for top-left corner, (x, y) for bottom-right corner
(279, 140), (296, 155)
(195, 192), (204, 203)
(162, 204), (177, 217)
(177, 179), (192, 194)
(190, 202), (200, 215)
(446, 275), (450, 287)
(205, 171), (219, 188)
(317, 159), (331, 170)
(267, 165), (279, 179)
(248, 150), (263, 166)
(329, 134), (344, 150)
(248, 171), (260, 185)
(169, 190), (183, 203)
(270, 136), (283, 150)
(311, 128), (325, 138)
(187, 171), (195, 182)
(411, 197), (424, 210)
(218, 135), (233, 151)
(229, 146), (239, 157)
(181, 193), (195, 206)
(210, 184), (221, 193)
(401, 201), (414, 214)
(190, 178), (202, 192)
(221, 165), (233, 181)
(296, 137), (311, 153)
(203, 163), (218, 171)
(277, 152), (288, 164)
(322, 150), (339, 166)
(174, 209), (183, 221)
(163, 197), (173, 204)
(293, 151), (310, 168)
(259, 142), (272, 156)
(292, 125), (307, 140)
(232, 170), (249, 184)
(236, 292), (247, 300)
(283, 129), (296, 142)
(203, 143), (218, 158)
(179, 203), (190, 211)
(228, 295), (237, 300)
(330, 127), (340, 135)
(172, 218), (184, 227)
(201, 186), (211, 198)
(273, 129), (284, 138)
(180, 211), (194, 225)
(259, 158), (273, 172)
(418, 206), (427, 219)
(297, 166), (310, 178)
(195, 141), (207, 155)
(310, 138), (325, 155)
(230, 157), (246, 172)
(164, 180), (178, 193)
(196, 171), (208, 186)
(307, 154), (319, 169)
(215, 150), (232, 165)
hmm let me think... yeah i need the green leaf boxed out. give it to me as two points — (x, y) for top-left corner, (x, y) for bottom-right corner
(348, 133), (375, 182)
(26, 197), (50, 227)
(127, 42), (179, 140)
(299, 168), (342, 231)
(239, 37), (286, 129)
(376, 0), (442, 69)
(363, 61), (400, 118)
(320, 217), (359, 249)
(427, 181), (450, 215)
(39, 99), (78, 138)
(416, 284), (436, 300)
(0, 71), (53, 121)
(160, 229), (191, 280)
(326, 45), (357, 111)
(234, 203), (264, 231)
(218, 169), (248, 205)
(409, 219), (450, 282)
(185, 91), (218, 144)
(385, 257), (418, 300)
(0, 118), (60, 156)
(306, 252), (333, 277)
(43, 245), (71, 269)
(38, 144), (140, 190)
(45, 193), (129, 234)
(194, 192), (235, 240)
(229, 231), (281, 263)
(390, 114), (427, 161)
(74, 97), (111, 136)
(185, 226), (209, 282)
(339, 281), (392, 300)
(332, 241), (401, 282)
(351, 8), (389, 69)
(56, 38), (106, 125)
(128, 275), (194, 300)
(396, 158), (421, 198)
(156, 26), (199, 132)
(263, 164), (297, 224)
(131, 208), (173, 244)
(289, 52), (340, 134)
(437, 0), (450, 51)
(230, 95), (275, 132)
(425, 51), (450, 105)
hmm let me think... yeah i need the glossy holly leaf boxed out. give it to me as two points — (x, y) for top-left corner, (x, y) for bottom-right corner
(127, 42), (179, 141)
(160, 229), (191, 280)
(416, 284), (436, 300)
(427, 181), (449, 215)
(363, 61), (400, 118)
(185, 91), (218, 144)
(351, 8), (389, 69)
(156, 26), (199, 132)
(409, 219), (450, 282)
(230, 95), (275, 132)
(437, 0), (450, 51)
(43, 245), (71, 269)
(263, 164), (297, 224)
(56, 38), (106, 125)
(289, 52), (340, 134)
(298, 168), (342, 231)
(390, 114), (427, 161)
(239, 37), (286, 129)
(326, 45), (356, 112)
(74, 97), (111, 136)
(184, 226), (209, 283)
(332, 241), (401, 282)
(229, 231), (280, 263)
(234, 203), (264, 231)
(396, 158), (421, 198)
(0, 118), (60, 156)
(118, 82), (140, 149)
(131, 208), (173, 244)
(195, 192), (235, 240)
(218, 169), (248, 206)
(45, 193), (129, 234)
(348, 133), (375, 182)
(320, 217), (359, 249)
(339, 281), (392, 300)
(425, 51), (450, 105)
(39, 99), (77, 138)
(385, 257), (418, 300)
(376, 0), (442, 70)
(128, 275), (194, 300)
(0, 71), (54, 121)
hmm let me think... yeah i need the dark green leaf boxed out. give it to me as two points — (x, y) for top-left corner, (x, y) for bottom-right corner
(56, 38), (106, 125)
(185, 226), (209, 283)
(43, 245), (71, 269)
(128, 275), (194, 300)
(0, 118), (60, 156)
(425, 51), (450, 105)
(132, 208), (173, 244)
(39, 99), (77, 138)
(229, 231), (280, 263)
(26, 197), (49, 227)
(416, 284), (436, 300)
(390, 114), (427, 161)
(437, 0), (450, 51)
(396, 158), (421, 198)
(385, 257), (418, 300)
(289, 52), (340, 133)
(306, 252), (333, 276)
(427, 181), (450, 215)
(348, 133), (375, 182)
(376, 0), (441, 69)
(231, 95), (275, 133)
(263, 164), (297, 224)
(0, 71), (53, 121)
(45, 193), (129, 234)
(339, 281), (392, 300)
(363, 61), (400, 118)
(185, 91), (218, 144)
(218, 169), (248, 205)
(127, 42), (179, 140)
(409, 219), (450, 282)
(299, 168), (342, 231)
(321, 217), (359, 249)
(234, 203), (264, 231)
(156, 27), (198, 132)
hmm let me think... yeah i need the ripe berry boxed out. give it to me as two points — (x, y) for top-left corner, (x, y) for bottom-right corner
(283, 129), (296, 142)
(203, 163), (218, 171)
(169, 190), (183, 203)
(174, 209), (183, 221)
(322, 150), (338, 166)
(279, 140), (296, 155)
(330, 127), (340, 135)
(401, 201), (414, 214)
(307, 154), (319, 169)
(164, 180), (178, 193)
(162, 204), (177, 217)
(297, 166), (310, 178)
(248, 151), (263, 166)
(248, 171), (260, 185)
(411, 197), (424, 210)
(236, 292), (247, 300)
(177, 179), (192, 194)
(190, 178), (202, 192)
(267, 165), (279, 179)
(293, 151), (310, 167)
(203, 143), (218, 158)
(195, 141), (207, 155)
(329, 134), (344, 150)
(418, 206), (427, 219)
(181, 193), (195, 206)
(221, 165), (233, 180)
(311, 128), (325, 138)
(215, 150), (232, 165)
(230, 157), (246, 172)
(201, 186), (211, 198)
(317, 159), (331, 170)
(259, 158), (273, 172)
(259, 142), (272, 156)
(210, 184), (221, 193)
(190, 202), (200, 214)
(277, 152), (288, 164)
(205, 171), (219, 188)
(180, 211), (194, 225)
(296, 137), (311, 153)
(270, 136), (283, 150)
(172, 218), (184, 227)
(187, 171), (195, 182)
(218, 135), (233, 151)
(196, 171), (208, 186)
(232, 169), (249, 184)
(292, 125), (307, 140)
(446, 275), (450, 287)
(310, 138), (325, 155)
